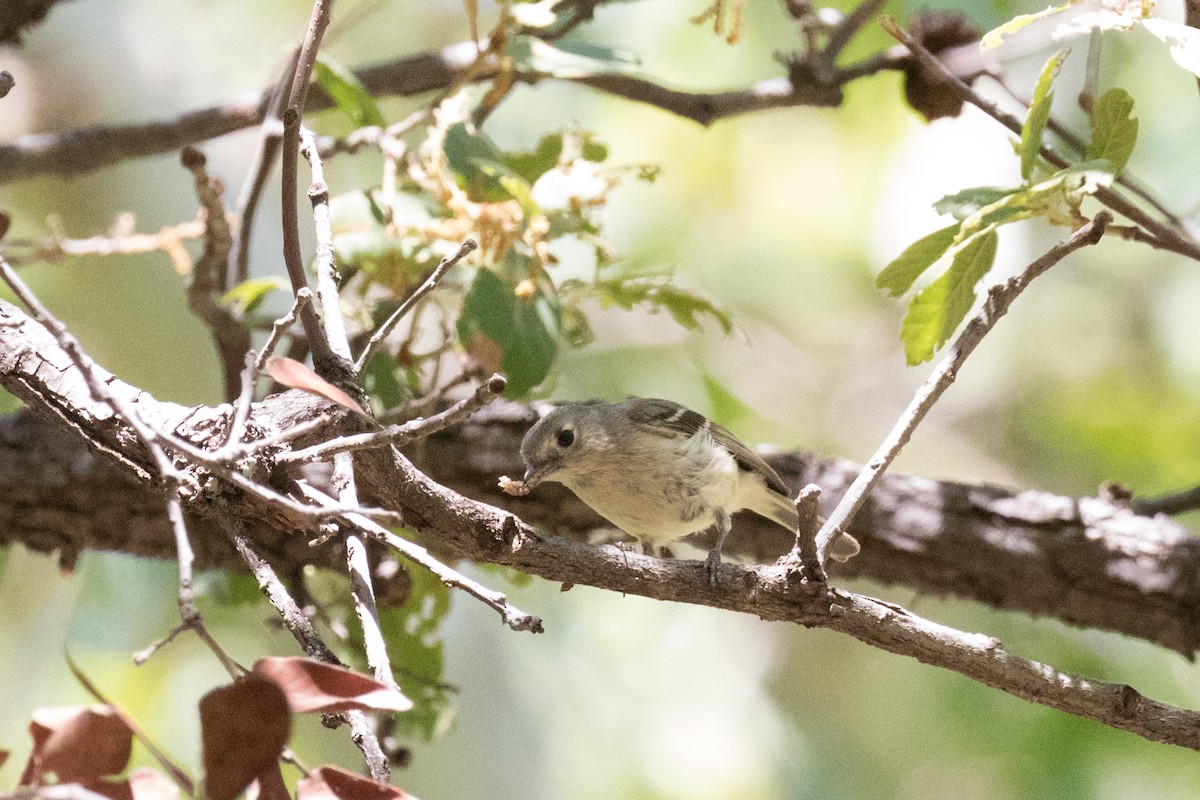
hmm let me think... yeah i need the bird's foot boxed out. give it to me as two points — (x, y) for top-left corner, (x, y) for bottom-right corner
(705, 548), (722, 587)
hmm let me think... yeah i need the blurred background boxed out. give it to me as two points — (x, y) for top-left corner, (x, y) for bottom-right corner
(2, 0), (1200, 797)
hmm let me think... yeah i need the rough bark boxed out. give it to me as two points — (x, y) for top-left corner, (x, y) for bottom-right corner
(2, 289), (1197, 656)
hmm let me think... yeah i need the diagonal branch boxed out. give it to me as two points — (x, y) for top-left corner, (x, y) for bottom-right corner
(816, 212), (1112, 561)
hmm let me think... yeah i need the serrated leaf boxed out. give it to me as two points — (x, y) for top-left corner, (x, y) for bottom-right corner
(876, 224), (960, 296)
(1086, 88), (1137, 174)
(593, 276), (732, 334)
(221, 277), (285, 319)
(457, 267), (559, 396)
(313, 55), (385, 128)
(900, 227), (999, 365)
(507, 35), (641, 78)
(1020, 50), (1068, 182)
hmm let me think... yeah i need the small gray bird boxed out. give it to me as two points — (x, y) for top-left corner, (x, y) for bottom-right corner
(517, 398), (860, 583)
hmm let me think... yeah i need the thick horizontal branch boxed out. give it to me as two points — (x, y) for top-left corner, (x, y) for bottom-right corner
(4, 294), (1200, 746)
(360, 443), (1200, 751)
(1, 293), (1198, 656)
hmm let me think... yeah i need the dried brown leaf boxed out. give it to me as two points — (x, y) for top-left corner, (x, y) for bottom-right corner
(19, 705), (132, 786)
(199, 674), (291, 800)
(296, 766), (416, 800)
(264, 356), (368, 418)
(253, 657), (413, 714)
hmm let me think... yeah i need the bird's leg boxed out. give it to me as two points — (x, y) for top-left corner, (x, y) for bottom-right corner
(705, 510), (732, 587)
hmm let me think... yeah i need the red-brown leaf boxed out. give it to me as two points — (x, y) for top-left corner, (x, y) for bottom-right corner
(296, 766), (416, 800)
(199, 674), (291, 800)
(264, 356), (368, 418)
(19, 705), (132, 786)
(253, 657), (412, 714)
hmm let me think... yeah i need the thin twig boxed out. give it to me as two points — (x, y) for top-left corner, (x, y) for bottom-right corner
(882, 16), (1200, 264)
(180, 147), (251, 401)
(822, 0), (889, 67)
(0, 253), (240, 676)
(345, 528), (404, 692)
(354, 239), (478, 373)
(298, 126), (354, 368)
(815, 212), (1112, 561)
(782, 483), (825, 583)
(1133, 485), (1200, 517)
(229, 46), (301, 288)
(278, 374), (505, 464)
(224, 522), (390, 782)
(278, 0), (340, 378)
(0, 33), (915, 184)
(297, 483), (543, 633)
(315, 108), (429, 160)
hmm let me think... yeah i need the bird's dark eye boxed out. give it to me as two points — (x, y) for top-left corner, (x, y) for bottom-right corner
(556, 428), (575, 448)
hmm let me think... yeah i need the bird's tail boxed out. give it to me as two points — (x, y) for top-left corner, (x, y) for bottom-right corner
(758, 491), (861, 563)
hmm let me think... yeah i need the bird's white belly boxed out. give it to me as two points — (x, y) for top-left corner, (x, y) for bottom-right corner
(562, 433), (743, 545)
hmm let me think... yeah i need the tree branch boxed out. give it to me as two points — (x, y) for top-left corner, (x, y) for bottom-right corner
(0, 33), (925, 184)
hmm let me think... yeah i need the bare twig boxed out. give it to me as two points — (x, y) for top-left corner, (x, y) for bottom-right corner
(1133, 485), (1200, 517)
(278, 374), (506, 464)
(299, 126), (353, 363)
(882, 16), (1200, 264)
(345, 529), (404, 691)
(781, 483), (825, 583)
(815, 213), (1112, 561)
(278, 0), (341, 379)
(354, 239), (478, 373)
(297, 483), (543, 633)
(369, 446), (1200, 751)
(0, 253), (240, 675)
(7, 212), (205, 271)
(822, 0), (889, 67)
(180, 147), (252, 401)
(229, 46), (302, 287)
(225, 521), (391, 782)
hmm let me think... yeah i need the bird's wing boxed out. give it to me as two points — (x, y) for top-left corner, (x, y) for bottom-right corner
(622, 398), (791, 496)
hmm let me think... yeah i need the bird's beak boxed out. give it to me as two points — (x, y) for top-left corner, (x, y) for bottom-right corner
(522, 462), (554, 489)
(522, 465), (541, 489)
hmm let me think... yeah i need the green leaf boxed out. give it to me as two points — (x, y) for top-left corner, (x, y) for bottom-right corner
(702, 375), (757, 428)
(876, 224), (961, 296)
(981, 2), (1077, 50)
(507, 35), (641, 78)
(504, 133), (564, 185)
(934, 188), (1016, 220)
(593, 276), (732, 334)
(375, 559), (455, 742)
(1020, 50), (1068, 182)
(221, 276), (285, 318)
(196, 572), (265, 606)
(362, 351), (408, 412)
(444, 124), (513, 203)
(900, 227), (999, 365)
(1086, 88), (1138, 175)
(457, 267), (559, 397)
(313, 54), (386, 128)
